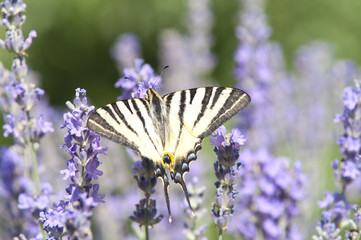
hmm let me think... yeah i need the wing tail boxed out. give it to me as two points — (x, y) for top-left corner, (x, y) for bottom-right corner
(172, 171), (194, 214)
(170, 152), (199, 214)
(164, 181), (172, 223)
(155, 164), (173, 222)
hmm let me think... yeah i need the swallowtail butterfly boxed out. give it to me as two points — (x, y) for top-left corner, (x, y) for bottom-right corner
(87, 87), (251, 220)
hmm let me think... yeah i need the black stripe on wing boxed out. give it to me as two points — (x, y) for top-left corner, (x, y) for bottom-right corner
(102, 105), (120, 124)
(130, 99), (159, 153)
(87, 111), (139, 151)
(123, 100), (133, 114)
(110, 102), (137, 135)
(199, 88), (251, 138)
(210, 87), (225, 109)
(193, 87), (213, 129)
(174, 90), (187, 153)
(165, 92), (175, 110)
(189, 88), (197, 104)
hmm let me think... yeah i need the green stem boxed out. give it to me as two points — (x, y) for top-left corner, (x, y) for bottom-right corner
(78, 163), (86, 193)
(25, 110), (40, 195)
(218, 228), (223, 240)
(29, 143), (44, 238)
(81, 163), (85, 181)
(145, 196), (149, 240)
(39, 222), (47, 240)
(341, 183), (346, 200)
(30, 142), (40, 195)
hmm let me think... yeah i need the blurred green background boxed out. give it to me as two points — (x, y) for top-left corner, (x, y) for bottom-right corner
(1, 0), (360, 107)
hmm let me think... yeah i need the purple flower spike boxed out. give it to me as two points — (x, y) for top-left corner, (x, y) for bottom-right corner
(129, 156), (164, 228)
(111, 33), (141, 71)
(314, 80), (361, 238)
(40, 88), (106, 238)
(230, 148), (306, 240)
(0, 1), (36, 62)
(114, 59), (162, 100)
(333, 81), (361, 184)
(182, 177), (207, 239)
(211, 126), (245, 168)
(0, 1), (53, 238)
(210, 126), (246, 232)
(342, 86), (360, 110)
(34, 114), (54, 139)
(129, 198), (163, 227)
(131, 160), (157, 197)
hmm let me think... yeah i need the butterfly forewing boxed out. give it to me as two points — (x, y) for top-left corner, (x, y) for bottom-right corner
(87, 98), (163, 163)
(163, 87), (251, 139)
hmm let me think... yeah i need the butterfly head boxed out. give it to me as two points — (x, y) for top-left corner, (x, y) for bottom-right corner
(145, 88), (161, 101)
(163, 152), (174, 165)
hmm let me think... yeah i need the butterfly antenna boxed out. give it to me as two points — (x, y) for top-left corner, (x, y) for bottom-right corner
(159, 65), (169, 78)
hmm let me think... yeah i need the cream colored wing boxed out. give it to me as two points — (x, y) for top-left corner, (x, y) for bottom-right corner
(162, 87), (251, 208)
(87, 98), (163, 164)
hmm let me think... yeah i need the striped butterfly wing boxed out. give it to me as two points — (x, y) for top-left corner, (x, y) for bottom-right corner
(87, 98), (164, 165)
(87, 87), (251, 220)
(162, 87), (251, 207)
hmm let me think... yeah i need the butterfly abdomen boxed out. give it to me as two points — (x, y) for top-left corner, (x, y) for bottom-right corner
(148, 88), (169, 148)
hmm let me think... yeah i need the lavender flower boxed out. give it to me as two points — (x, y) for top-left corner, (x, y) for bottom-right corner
(0, 0), (52, 147)
(111, 33), (142, 72)
(129, 159), (163, 237)
(0, 0), (53, 191)
(129, 198), (163, 227)
(0, 1), (54, 238)
(61, 88), (106, 201)
(114, 59), (166, 238)
(131, 160), (157, 197)
(0, 147), (28, 197)
(182, 177), (207, 240)
(333, 82), (361, 185)
(115, 59), (162, 100)
(234, 0), (272, 85)
(39, 88), (106, 238)
(159, 30), (196, 92)
(159, 0), (214, 92)
(0, 0), (36, 81)
(232, 2), (310, 239)
(185, 0), (215, 78)
(234, 0), (290, 150)
(0, 0), (37, 55)
(292, 42), (358, 156)
(313, 80), (361, 239)
(229, 149), (305, 240)
(210, 126), (246, 234)
(18, 183), (52, 211)
(0, 146), (38, 238)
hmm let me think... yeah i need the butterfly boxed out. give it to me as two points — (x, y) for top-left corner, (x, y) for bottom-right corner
(86, 87), (251, 220)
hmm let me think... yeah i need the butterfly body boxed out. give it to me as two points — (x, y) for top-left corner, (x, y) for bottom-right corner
(87, 87), (250, 219)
